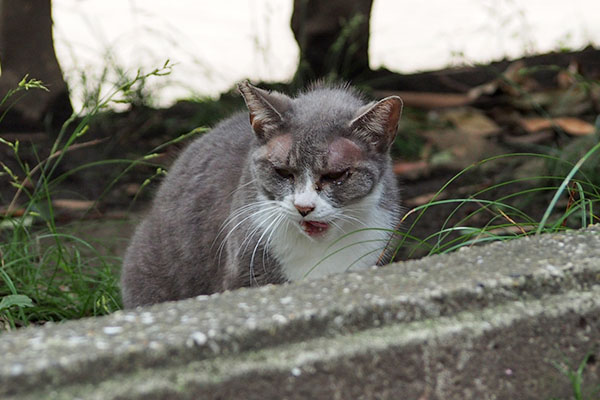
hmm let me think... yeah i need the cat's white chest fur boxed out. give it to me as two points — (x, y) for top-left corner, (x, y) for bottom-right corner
(267, 184), (398, 281)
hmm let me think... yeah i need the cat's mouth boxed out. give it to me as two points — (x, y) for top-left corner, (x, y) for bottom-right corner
(300, 220), (330, 237)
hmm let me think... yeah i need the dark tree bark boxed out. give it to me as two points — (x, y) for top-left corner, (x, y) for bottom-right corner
(0, 0), (72, 132)
(291, 0), (373, 84)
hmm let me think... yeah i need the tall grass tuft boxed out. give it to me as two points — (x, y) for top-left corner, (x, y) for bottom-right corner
(0, 63), (174, 331)
(395, 139), (600, 259)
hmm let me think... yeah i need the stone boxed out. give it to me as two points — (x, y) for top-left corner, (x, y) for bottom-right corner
(1, 225), (599, 399)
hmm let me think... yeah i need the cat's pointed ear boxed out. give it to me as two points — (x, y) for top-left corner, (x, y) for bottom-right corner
(349, 96), (403, 152)
(238, 81), (292, 142)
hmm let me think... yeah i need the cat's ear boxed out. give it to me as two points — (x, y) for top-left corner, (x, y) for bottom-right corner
(349, 96), (403, 152)
(238, 81), (292, 142)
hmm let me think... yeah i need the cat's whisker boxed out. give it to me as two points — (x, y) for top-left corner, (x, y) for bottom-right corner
(225, 178), (258, 198)
(215, 205), (277, 257)
(328, 219), (347, 234)
(243, 217), (273, 285)
(219, 200), (276, 229)
(249, 211), (284, 286)
(335, 212), (370, 228)
(221, 203), (277, 237)
(239, 207), (281, 256)
(261, 214), (286, 274)
(215, 204), (280, 264)
(345, 204), (378, 214)
(227, 212), (278, 263)
(214, 201), (272, 244)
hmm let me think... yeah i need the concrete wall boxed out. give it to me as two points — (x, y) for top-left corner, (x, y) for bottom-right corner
(2, 225), (600, 399)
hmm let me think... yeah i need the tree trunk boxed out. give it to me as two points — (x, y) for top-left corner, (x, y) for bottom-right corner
(0, 0), (72, 132)
(291, 0), (373, 84)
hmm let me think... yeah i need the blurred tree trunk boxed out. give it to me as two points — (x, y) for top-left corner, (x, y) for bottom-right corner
(0, 0), (72, 132)
(291, 0), (373, 84)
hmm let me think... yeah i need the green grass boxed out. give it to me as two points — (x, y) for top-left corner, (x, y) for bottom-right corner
(395, 145), (600, 259)
(550, 352), (600, 400)
(392, 60), (600, 258)
(0, 226), (121, 330)
(0, 65), (177, 331)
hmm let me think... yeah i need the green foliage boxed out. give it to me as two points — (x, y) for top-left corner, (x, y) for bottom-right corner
(0, 294), (33, 312)
(0, 76), (48, 125)
(1, 223), (122, 331)
(0, 64), (179, 331)
(391, 107), (433, 160)
(75, 54), (173, 112)
(391, 58), (600, 258)
(393, 143), (600, 258)
(550, 352), (600, 400)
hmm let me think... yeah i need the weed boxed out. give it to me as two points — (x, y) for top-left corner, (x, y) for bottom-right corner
(0, 63), (174, 331)
(391, 58), (600, 258)
(550, 352), (600, 400)
(395, 144), (600, 259)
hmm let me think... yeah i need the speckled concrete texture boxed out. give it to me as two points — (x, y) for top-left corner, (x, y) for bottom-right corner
(2, 225), (600, 399)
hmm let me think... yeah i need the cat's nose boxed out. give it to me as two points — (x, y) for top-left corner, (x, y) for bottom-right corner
(294, 204), (315, 217)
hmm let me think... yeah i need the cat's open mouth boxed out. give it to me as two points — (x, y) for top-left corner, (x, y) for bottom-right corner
(300, 220), (330, 237)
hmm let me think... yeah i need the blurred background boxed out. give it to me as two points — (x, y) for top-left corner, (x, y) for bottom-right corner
(50, 0), (600, 108)
(1, 0), (599, 126)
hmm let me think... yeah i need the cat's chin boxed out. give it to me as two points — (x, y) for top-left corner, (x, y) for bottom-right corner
(299, 220), (330, 238)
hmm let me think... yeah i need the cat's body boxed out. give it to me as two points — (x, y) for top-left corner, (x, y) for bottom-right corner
(121, 83), (403, 308)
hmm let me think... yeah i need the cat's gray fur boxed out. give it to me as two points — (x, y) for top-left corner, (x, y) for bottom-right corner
(121, 82), (403, 308)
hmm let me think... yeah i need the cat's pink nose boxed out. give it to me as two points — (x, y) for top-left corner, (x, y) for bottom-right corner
(294, 204), (314, 217)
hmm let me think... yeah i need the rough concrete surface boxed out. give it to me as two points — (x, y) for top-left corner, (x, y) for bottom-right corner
(1, 225), (600, 399)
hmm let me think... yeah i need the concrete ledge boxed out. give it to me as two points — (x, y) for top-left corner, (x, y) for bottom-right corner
(2, 225), (600, 399)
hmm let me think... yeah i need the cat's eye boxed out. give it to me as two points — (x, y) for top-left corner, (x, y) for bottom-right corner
(320, 169), (350, 186)
(274, 168), (294, 181)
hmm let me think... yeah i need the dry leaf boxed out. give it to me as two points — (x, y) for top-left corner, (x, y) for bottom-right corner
(0, 207), (25, 217)
(0, 131), (47, 142)
(125, 183), (141, 196)
(519, 117), (595, 136)
(422, 129), (487, 168)
(52, 199), (95, 211)
(511, 88), (590, 115)
(374, 91), (471, 109)
(467, 80), (499, 100)
(486, 225), (535, 235)
(501, 61), (539, 94)
(554, 117), (597, 135)
(404, 192), (444, 207)
(469, 61), (539, 99)
(393, 160), (428, 178)
(439, 107), (500, 137)
(557, 60), (580, 89)
(503, 130), (554, 145)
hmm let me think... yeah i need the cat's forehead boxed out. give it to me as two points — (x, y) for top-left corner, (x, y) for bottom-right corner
(292, 87), (364, 114)
(265, 134), (363, 170)
(327, 137), (363, 168)
(266, 133), (293, 161)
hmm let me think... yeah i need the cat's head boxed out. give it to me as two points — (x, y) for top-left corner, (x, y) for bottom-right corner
(238, 81), (402, 239)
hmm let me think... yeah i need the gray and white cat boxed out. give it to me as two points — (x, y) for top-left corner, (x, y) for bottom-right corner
(121, 82), (402, 308)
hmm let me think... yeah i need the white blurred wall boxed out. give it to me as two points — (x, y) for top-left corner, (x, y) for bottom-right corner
(52, 0), (600, 109)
